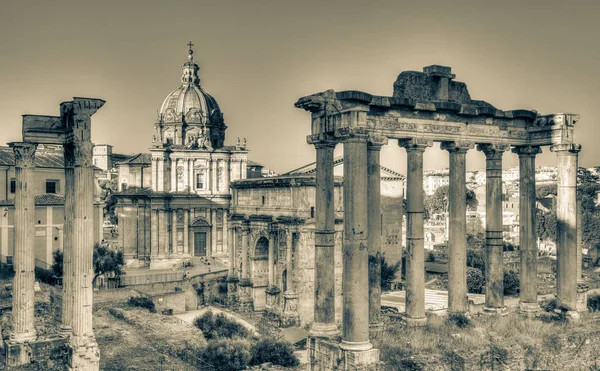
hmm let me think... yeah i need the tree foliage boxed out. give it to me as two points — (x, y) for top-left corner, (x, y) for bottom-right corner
(93, 244), (124, 284)
(202, 339), (252, 371)
(250, 338), (300, 367)
(424, 185), (479, 220)
(194, 311), (250, 340)
(466, 267), (485, 294)
(380, 256), (401, 291)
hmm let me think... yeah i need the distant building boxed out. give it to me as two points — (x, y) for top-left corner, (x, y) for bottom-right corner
(423, 170), (449, 196)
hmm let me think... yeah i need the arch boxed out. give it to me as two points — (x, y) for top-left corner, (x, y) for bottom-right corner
(255, 237), (269, 258)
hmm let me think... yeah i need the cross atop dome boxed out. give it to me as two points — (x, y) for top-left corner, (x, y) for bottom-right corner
(181, 41), (200, 85)
(187, 41), (194, 61)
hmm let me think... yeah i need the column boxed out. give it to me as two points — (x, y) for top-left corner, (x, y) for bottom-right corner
(212, 159), (218, 193)
(9, 142), (37, 344)
(62, 144), (75, 335)
(241, 227), (249, 279)
(223, 209), (229, 258)
(189, 160), (194, 191)
(183, 158), (189, 191)
(367, 137), (386, 331)
(211, 209), (217, 257)
(513, 146), (542, 314)
(310, 140), (338, 338)
(224, 159), (230, 193)
(268, 232), (275, 287)
(171, 210), (177, 255)
(157, 158), (164, 192)
(340, 134), (371, 351)
(151, 209), (158, 256)
(151, 158), (157, 190)
(171, 159), (177, 192)
(577, 197), (583, 282)
(183, 209), (189, 255)
(286, 229), (294, 292)
(399, 138), (432, 326)
(477, 144), (508, 313)
(158, 209), (167, 257)
(228, 225), (235, 276)
(551, 143), (581, 312)
(442, 141), (472, 314)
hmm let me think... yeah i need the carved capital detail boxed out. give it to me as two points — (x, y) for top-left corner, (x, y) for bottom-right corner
(477, 143), (510, 160)
(398, 138), (433, 152)
(9, 142), (37, 168)
(367, 134), (388, 150)
(550, 143), (582, 154)
(440, 141), (474, 153)
(511, 145), (542, 157)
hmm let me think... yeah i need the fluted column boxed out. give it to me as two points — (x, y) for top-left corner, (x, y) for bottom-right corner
(61, 145), (75, 335)
(477, 143), (509, 313)
(310, 140), (339, 338)
(399, 138), (432, 326)
(151, 158), (158, 191)
(442, 141), (473, 314)
(183, 210), (189, 255)
(340, 134), (371, 351)
(551, 143), (581, 312)
(151, 209), (158, 257)
(268, 231), (275, 287)
(171, 210), (177, 255)
(513, 145), (542, 314)
(171, 159), (177, 192)
(228, 225), (235, 276)
(9, 142), (37, 344)
(158, 209), (167, 257)
(241, 226), (249, 279)
(223, 209), (229, 257)
(577, 197), (583, 282)
(367, 136), (386, 332)
(211, 209), (217, 257)
(285, 229), (294, 292)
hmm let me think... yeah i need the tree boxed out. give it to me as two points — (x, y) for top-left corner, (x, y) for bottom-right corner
(380, 256), (401, 291)
(467, 267), (485, 294)
(52, 244), (125, 285)
(93, 244), (125, 285)
(424, 185), (479, 220)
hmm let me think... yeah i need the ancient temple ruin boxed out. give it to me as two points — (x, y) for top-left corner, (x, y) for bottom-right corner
(295, 65), (583, 370)
(6, 98), (104, 370)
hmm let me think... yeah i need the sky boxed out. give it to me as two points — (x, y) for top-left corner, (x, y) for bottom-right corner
(1, 0), (599, 175)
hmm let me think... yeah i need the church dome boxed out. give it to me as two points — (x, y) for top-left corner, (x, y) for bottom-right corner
(158, 43), (221, 124)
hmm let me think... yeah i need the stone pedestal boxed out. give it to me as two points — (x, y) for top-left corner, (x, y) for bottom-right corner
(8, 142), (38, 348)
(281, 290), (300, 327)
(576, 282), (589, 313)
(308, 337), (380, 371)
(237, 279), (253, 311)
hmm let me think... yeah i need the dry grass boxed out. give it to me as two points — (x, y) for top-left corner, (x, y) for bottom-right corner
(373, 311), (600, 370)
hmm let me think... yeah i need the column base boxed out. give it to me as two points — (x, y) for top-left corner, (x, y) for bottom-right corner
(9, 330), (37, 344)
(67, 334), (100, 371)
(483, 306), (508, 316)
(59, 326), (73, 338)
(404, 315), (427, 327)
(310, 322), (340, 338)
(4, 339), (33, 367)
(519, 301), (540, 317)
(340, 340), (373, 352)
(576, 283), (589, 313)
(308, 337), (381, 371)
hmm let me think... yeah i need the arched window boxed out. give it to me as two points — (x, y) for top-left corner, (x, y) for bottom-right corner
(255, 237), (269, 257)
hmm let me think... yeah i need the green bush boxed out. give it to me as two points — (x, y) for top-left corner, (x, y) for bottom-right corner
(588, 294), (600, 312)
(503, 270), (520, 296)
(466, 267), (485, 294)
(446, 313), (471, 328)
(466, 249), (486, 274)
(250, 338), (299, 367)
(34, 267), (55, 285)
(194, 311), (250, 340)
(379, 344), (424, 371)
(202, 338), (252, 371)
(128, 296), (156, 313)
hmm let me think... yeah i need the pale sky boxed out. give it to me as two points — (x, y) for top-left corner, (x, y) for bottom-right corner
(1, 0), (599, 175)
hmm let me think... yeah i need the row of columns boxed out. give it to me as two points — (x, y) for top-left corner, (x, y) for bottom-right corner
(310, 134), (583, 350)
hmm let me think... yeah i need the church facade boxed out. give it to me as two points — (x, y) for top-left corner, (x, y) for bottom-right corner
(114, 45), (249, 268)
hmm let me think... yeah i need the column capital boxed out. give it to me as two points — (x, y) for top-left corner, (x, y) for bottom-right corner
(398, 138), (433, 152)
(476, 143), (510, 158)
(367, 134), (388, 150)
(337, 127), (370, 143)
(307, 134), (337, 148)
(550, 143), (582, 154)
(9, 142), (37, 168)
(512, 145), (542, 157)
(440, 141), (474, 153)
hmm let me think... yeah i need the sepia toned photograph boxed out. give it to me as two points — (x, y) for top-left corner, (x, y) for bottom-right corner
(0, 1), (599, 370)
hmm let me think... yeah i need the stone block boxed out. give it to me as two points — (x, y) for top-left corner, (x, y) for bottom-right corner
(308, 337), (380, 371)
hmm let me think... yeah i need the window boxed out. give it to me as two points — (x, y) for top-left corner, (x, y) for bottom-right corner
(10, 178), (15, 194)
(195, 171), (205, 189)
(46, 180), (59, 194)
(93, 158), (98, 165)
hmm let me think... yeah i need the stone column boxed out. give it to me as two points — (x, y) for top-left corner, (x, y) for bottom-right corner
(399, 138), (432, 326)
(340, 134), (372, 351)
(151, 209), (158, 257)
(9, 142), (37, 344)
(183, 158), (189, 191)
(157, 158), (164, 192)
(286, 229), (294, 292)
(310, 140), (339, 338)
(65, 125), (101, 369)
(171, 210), (177, 255)
(151, 158), (157, 190)
(171, 159), (177, 192)
(223, 209), (229, 258)
(268, 231), (275, 287)
(62, 144), (75, 335)
(211, 209), (217, 256)
(158, 209), (167, 257)
(367, 136), (386, 332)
(228, 225), (235, 276)
(183, 210), (189, 255)
(189, 160), (194, 191)
(241, 227), (249, 279)
(441, 141), (472, 314)
(477, 144), (508, 313)
(551, 143), (581, 313)
(577, 197), (583, 282)
(513, 146), (542, 315)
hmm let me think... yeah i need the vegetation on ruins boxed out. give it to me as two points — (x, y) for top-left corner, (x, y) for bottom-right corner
(424, 185), (479, 220)
(249, 338), (300, 367)
(466, 267), (485, 294)
(127, 296), (156, 313)
(380, 256), (401, 291)
(587, 294), (600, 312)
(446, 313), (472, 328)
(202, 338), (252, 371)
(51, 243), (125, 286)
(194, 311), (251, 340)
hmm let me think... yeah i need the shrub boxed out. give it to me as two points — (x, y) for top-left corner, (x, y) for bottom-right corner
(194, 311), (250, 340)
(466, 249), (486, 274)
(588, 294), (600, 312)
(128, 296), (156, 313)
(480, 343), (509, 370)
(250, 338), (300, 367)
(34, 267), (55, 285)
(426, 251), (436, 263)
(467, 267), (485, 294)
(446, 313), (471, 328)
(380, 256), (401, 291)
(541, 298), (558, 312)
(503, 270), (520, 296)
(202, 338), (251, 371)
(379, 344), (424, 371)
